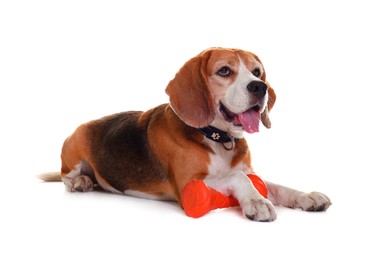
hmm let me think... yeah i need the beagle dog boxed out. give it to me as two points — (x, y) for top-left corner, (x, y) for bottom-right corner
(40, 47), (331, 221)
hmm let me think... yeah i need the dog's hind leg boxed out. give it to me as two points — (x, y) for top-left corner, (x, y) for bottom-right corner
(62, 160), (96, 192)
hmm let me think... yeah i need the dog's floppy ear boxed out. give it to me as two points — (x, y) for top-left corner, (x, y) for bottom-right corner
(261, 82), (276, 128)
(165, 51), (215, 128)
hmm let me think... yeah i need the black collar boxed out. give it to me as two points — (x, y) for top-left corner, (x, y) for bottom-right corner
(197, 126), (240, 144)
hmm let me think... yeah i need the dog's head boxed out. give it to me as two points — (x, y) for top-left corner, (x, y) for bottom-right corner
(166, 47), (276, 137)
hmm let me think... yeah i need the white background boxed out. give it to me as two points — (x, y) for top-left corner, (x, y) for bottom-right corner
(1, 0), (384, 259)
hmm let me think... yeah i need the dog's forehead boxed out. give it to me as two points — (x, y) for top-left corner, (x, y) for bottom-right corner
(235, 50), (263, 69)
(207, 49), (239, 68)
(206, 49), (261, 71)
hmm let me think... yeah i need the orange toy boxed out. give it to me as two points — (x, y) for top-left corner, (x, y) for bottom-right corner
(181, 174), (268, 218)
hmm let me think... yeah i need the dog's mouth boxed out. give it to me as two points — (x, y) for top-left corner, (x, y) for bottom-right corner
(220, 102), (262, 134)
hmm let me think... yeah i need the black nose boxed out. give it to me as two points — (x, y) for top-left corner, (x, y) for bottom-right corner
(247, 81), (267, 99)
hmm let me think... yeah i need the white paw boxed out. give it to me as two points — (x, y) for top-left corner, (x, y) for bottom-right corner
(295, 192), (332, 211)
(241, 198), (277, 222)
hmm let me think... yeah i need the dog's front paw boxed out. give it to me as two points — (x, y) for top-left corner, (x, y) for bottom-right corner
(295, 192), (332, 211)
(242, 198), (277, 222)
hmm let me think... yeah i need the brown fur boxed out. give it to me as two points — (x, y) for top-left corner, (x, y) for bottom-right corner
(59, 104), (218, 202)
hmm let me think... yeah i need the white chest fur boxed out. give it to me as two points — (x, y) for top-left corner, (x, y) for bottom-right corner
(205, 139), (252, 177)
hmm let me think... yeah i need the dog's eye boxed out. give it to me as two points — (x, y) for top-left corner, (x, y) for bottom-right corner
(252, 68), (261, 78)
(217, 66), (232, 77)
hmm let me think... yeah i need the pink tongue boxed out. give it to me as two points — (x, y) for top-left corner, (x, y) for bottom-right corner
(235, 109), (261, 134)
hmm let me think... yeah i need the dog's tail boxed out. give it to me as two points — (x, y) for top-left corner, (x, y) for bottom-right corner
(38, 172), (62, 182)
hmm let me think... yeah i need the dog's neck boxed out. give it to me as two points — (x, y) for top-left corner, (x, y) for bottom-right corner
(197, 125), (240, 144)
